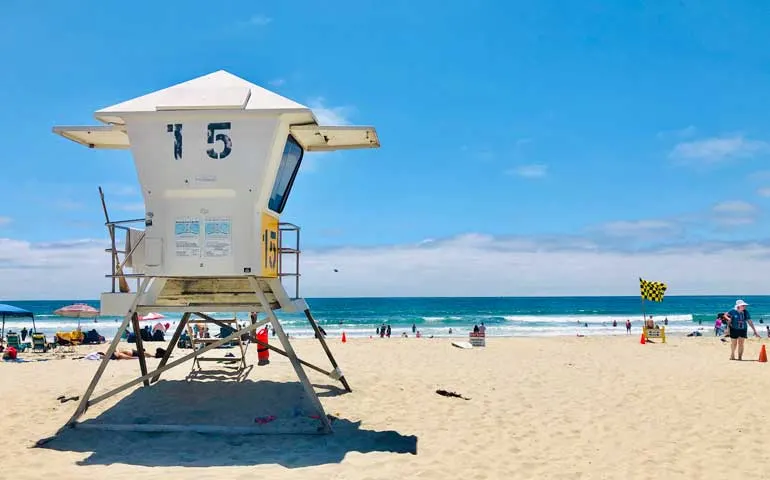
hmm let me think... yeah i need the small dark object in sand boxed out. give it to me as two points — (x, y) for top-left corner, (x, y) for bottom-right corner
(436, 389), (470, 400)
(56, 395), (80, 403)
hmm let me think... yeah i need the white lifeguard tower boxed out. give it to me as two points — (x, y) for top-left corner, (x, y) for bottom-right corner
(52, 70), (379, 434)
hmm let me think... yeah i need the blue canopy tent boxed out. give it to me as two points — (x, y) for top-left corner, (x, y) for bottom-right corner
(0, 304), (35, 342)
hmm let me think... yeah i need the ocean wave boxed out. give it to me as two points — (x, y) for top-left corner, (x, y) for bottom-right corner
(502, 314), (693, 323)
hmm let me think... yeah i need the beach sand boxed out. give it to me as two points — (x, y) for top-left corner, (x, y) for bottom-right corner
(2, 334), (769, 479)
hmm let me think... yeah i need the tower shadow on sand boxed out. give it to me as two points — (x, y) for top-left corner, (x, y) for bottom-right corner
(37, 379), (418, 468)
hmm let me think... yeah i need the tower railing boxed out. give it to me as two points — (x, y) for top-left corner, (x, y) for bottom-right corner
(103, 218), (303, 299)
(278, 222), (301, 300)
(103, 218), (146, 293)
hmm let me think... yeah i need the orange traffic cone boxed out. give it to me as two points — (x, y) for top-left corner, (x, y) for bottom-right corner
(759, 344), (767, 363)
(640, 333), (646, 345)
(342, 331), (347, 343)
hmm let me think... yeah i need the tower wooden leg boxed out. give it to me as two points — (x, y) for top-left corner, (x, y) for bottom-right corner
(130, 312), (150, 386)
(250, 277), (332, 433)
(151, 312), (191, 383)
(304, 309), (351, 392)
(66, 277), (151, 426)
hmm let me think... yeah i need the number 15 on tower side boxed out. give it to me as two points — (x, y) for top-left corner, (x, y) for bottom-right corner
(165, 122), (233, 161)
(260, 212), (279, 277)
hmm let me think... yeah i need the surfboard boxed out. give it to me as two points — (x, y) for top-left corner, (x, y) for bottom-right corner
(452, 341), (473, 349)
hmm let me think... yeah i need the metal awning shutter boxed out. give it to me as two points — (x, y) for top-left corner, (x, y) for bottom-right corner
(289, 125), (380, 152)
(52, 125), (130, 149)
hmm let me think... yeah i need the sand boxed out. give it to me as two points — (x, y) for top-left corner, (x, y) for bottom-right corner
(2, 333), (770, 479)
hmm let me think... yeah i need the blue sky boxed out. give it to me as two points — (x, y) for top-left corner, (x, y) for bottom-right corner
(2, 0), (770, 298)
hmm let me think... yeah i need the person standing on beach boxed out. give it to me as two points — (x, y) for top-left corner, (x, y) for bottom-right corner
(725, 299), (760, 360)
(20, 327), (27, 341)
(714, 314), (724, 336)
(625, 319), (631, 334)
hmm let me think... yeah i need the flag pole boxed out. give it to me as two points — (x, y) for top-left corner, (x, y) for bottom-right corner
(639, 277), (647, 333)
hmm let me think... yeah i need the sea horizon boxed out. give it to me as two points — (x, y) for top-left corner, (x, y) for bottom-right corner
(2, 294), (767, 301)
(2, 295), (764, 341)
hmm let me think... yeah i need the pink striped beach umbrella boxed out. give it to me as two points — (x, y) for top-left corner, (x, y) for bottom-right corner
(140, 312), (165, 321)
(54, 303), (99, 318)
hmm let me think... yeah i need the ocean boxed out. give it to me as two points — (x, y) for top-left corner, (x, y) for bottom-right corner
(1, 296), (767, 340)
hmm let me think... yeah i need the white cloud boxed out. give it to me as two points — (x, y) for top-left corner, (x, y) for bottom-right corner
(0, 238), (107, 299)
(670, 135), (769, 163)
(307, 97), (353, 125)
(757, 188), (770, 197)
(711, 200), (757, 226)
(4, 233), (770, 299)
(596, 219), (680, 238)
(0, 217), (11, 226)
(301, 235), (770, 297)
(246, 14), (272, 26)
(268, 78), (286, 87)
(712, 200), (756, 214)
(506, 164), (548, 178)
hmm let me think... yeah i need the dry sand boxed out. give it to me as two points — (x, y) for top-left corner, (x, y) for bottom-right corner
(2, 334), (770, 479)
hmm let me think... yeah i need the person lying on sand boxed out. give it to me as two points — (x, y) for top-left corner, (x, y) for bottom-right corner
(96, 347), (166, 360)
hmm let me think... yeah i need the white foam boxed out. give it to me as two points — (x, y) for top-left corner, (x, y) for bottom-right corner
(502, 314), (693, 323)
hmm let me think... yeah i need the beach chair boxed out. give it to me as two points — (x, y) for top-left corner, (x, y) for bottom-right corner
(469, 331), (486, 347)
(54, 331), (82, 353)
(31, 333), (49, 353)
(6, 333), (27, 352)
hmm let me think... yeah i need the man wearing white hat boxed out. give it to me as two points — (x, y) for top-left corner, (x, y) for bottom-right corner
(725, 299), (760, 361)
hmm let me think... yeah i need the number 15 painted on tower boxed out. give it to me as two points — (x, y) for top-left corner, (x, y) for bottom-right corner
(165, 122), (232, 160)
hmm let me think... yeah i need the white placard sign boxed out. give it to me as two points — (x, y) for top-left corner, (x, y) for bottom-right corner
(204, 217), (232, 258)
(175, 217), (201, 257)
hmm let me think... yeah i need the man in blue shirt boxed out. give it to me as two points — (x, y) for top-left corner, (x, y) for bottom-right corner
(725, 299), (760, 361)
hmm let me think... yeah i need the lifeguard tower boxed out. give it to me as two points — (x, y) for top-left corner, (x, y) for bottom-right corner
(52, 70), (379, 434)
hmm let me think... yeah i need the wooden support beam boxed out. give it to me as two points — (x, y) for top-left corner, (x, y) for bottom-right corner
(194, 312), (334, 378)
(66, 277), (151, 426)
(86, 318), (270, 409)
(150, 312), (190, 384)
(249, 277), (333, 433)
(134, 304), (279, 313)
(130, 311), (150, 386)
(304, 308), (352, 392)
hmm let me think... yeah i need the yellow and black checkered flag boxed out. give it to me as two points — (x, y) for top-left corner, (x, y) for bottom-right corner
(639, 278), (667, 302)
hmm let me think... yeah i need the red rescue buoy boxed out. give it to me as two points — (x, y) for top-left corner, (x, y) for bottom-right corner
(257, 326), (269, 364)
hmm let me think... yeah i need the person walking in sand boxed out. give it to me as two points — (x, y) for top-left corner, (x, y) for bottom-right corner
(724, 299), (760, 361)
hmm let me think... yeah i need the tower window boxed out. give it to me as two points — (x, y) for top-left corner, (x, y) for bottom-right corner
(268, 135), (304, 213)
